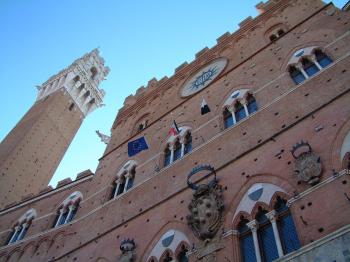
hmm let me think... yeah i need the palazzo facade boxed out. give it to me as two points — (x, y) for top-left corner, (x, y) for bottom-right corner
(0, 0), (350, 261)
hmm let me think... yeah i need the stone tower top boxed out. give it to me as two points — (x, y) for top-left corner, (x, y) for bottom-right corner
(36, 49), (110, 116)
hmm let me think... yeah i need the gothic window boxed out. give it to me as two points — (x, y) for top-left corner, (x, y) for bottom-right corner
(235, 102), (247, 122)
(315, 49), (332, 68)
(289, 66), (306, 85)
(73, 75), (80, 83)
(269, 34), (278, 42)
(112, 162), (137, 199)
(184, 132), (192, 155)
(7, 223), (29, 245)
(163, 127), (193, 168)
(164, 147), (171, 167)
(301, 58), (319, 77)
(277, 29), (285, 37)
(288, 47), (333, 85)
(274, 197), (301, 254)
(161, 251), (173, 262)
(223, 107), (234, 128)
(238, 217), (256, 262)
(223, 90), (259, 129)
(53, 192), (82, 227)
(7, 209), (36, 245)
(90, 67), (98, 79)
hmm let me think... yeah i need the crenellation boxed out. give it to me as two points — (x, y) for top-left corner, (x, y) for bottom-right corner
(216, 32), (231, 44)
(56, 178), (72, 188)
(195, 47), (210, 59)
(239, 16), (254, 28)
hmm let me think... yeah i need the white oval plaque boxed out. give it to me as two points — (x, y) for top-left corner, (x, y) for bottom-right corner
(181, 58), (227, 97)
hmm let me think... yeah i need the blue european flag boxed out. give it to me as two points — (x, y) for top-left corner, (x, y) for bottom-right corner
(127, 137), (149, 157)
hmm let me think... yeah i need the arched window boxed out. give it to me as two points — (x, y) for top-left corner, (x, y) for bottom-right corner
(314, 50), (332, 68)
(7, 209), (36, 245)
(288, 47), (333, 85)
(301, 58), (319, 77)
(164, 146), (171, 167)
(173, 140), (182, 162)
(112, 162), (136, 199)
(90, 67), (98, 79)
(223, 107), (234, 128)
(256, 207), (279, 261)
(163, 127), (193, 168)
(238, 217), (256, 262)
(184, 132), (192, 155)
(269, 34), (278, 42)
(277, 29), (285, 37)
(222, 90), (259, 129)
(289, 66), (306, 85)
(274, 197), (301, 254)
(234, 102), (246, 122)
(53, 192), (82, 227)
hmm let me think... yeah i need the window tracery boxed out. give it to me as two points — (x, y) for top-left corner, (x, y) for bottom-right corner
(7, 209), (36, 245)
(163, 128), (192, 167)
(53, 191), (82, 228)
(288, 47), (333, 85)
(236, 196), (300, 262)
(222, 89), (258, 129)
(111, 161), (137, 199)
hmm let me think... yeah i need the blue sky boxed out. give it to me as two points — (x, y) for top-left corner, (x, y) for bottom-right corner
(0, 0), (347, 187)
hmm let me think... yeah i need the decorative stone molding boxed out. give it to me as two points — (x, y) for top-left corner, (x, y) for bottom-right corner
(35, 49), (109, 117)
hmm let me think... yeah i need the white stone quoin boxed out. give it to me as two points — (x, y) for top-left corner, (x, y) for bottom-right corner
(35, 49), (110, 116)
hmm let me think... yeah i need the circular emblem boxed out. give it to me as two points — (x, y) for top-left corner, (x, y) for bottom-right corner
(181, 58), (227, 97)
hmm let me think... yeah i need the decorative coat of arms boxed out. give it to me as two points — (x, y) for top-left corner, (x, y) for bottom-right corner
(291, 141), (322, 185)
(186, 165), (225, 262)
(118, 239), (136, 262)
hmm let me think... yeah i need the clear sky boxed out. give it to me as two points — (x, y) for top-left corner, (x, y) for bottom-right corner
(0, 0), (347, 187)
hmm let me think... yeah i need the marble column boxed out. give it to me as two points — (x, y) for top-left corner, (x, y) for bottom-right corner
(247, 220), (262, 262)
(266, 210), (284, 257)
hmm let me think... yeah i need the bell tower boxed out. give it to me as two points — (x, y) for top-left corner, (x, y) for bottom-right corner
(0, 49), (109, 209)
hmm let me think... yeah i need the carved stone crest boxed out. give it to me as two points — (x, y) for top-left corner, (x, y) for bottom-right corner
(291, 141), (322, 185)
(118, 239), (136, 262)
(186, 165), (224, 240)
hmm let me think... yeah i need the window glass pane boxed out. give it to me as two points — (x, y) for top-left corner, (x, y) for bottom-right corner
(240, 234), (257, 262)
(69, 207), (78, 222)
(278, 214), (301, 254)
(304, 64), (319, 77)
(235, 105), (246, 122)
(164, 150), (170, 166)
(224, 114), (234, 128)
(18, 226), (28, 241)
(247, 99), (258, 114)
(59, 212), (68, 225)
(178, 250), (188, 262)
(318, 57), (332, 68)
(184, 141), (192, 155)
(292, 72), (306, 84)
(117, 181), (125, 195)
(126, 177), (134, 190)
(259, 224), (279, 262)
(12, 227), (22, 243)
(173, 145), (182, 161)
